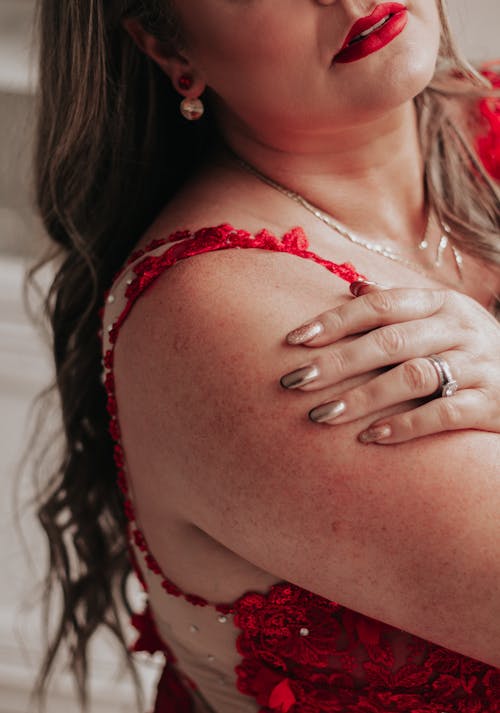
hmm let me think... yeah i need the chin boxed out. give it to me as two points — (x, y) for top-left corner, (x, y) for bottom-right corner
(338, 42), (440, 122)
(378, 52), (437, 104)
(382, 15), (441, 101)
(332, 7), (441, 119)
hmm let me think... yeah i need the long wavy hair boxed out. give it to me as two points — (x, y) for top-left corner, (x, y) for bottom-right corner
(22, 0), (499, 711)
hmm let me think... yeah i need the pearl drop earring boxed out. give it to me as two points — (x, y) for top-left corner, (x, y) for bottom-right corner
(180, 97), (204, 121)
(178, 74), (204, 120)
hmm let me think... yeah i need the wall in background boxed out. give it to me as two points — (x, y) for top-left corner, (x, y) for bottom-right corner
(449, 0), (499, 62)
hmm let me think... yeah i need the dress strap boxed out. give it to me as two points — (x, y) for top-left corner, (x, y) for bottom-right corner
(98, 222), (365, 613)
(100, 222), (364, 360)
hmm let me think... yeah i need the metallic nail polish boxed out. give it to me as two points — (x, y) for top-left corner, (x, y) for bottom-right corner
(280, 364), (320, 389)
(308, 400), (346, 423)
(349, 280), (378, 297)
(358, 424), (392, 443)
(286, 321), (324, 345)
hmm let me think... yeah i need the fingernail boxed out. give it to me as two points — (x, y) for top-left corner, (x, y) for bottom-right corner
(308, 400), (346, 423)
(349, 280), (380, 297)
(286, 321), (324, 345)
(280, 364), (320, 389)
(358, 424), (392, 443)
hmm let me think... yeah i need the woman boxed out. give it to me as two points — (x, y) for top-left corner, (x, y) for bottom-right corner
(28, 0), (500, 712)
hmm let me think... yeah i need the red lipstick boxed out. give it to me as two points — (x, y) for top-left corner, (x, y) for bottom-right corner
(333, 2), (408, 65)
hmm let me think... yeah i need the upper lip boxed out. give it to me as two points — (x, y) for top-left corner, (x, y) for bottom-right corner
(336, 2), (407, 54)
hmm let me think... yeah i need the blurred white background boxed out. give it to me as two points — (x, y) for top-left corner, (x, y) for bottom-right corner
(0, 1), (498, 712)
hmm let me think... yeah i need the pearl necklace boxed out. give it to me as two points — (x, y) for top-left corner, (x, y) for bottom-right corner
(235, 156), (464, 285)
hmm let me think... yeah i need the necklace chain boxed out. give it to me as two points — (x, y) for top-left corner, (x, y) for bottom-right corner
(234, 155), (464, 285)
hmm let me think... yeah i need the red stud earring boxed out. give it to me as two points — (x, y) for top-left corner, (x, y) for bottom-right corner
(177, 74), (204, 121)
(179, 75), (193, 90)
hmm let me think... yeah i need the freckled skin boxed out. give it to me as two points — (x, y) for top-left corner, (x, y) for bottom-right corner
(331, 521), (341, 535)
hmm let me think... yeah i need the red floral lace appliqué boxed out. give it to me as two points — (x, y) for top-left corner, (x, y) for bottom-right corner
(232, 582), (500, 713)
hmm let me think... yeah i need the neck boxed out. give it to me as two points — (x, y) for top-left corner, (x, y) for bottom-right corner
(219, 101), (426, 250)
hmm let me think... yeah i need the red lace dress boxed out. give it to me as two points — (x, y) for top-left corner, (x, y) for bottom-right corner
(99, 220), (500, 713)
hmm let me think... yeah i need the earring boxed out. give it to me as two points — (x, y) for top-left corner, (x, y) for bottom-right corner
(180, 96), (204, 121)
(179, 74), (193, 90)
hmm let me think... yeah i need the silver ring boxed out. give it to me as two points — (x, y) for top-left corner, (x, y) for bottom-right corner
(426, 354), (459, 398)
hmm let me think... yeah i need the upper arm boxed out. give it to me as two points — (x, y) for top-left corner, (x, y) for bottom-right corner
(115, 246), (500, 667)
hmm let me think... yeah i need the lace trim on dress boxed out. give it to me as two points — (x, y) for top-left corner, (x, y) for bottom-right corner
(99, 223), (364, 612)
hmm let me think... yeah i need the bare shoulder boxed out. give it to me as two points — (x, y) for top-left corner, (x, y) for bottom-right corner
(114, 230), (500, 667)
(115, 239), (352, 441)
(113, 239), (349, 485)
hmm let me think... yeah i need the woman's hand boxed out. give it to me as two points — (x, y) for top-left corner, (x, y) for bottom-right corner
(280, 281), (500, 444)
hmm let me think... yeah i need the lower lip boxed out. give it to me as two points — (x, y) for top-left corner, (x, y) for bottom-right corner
(333, 10), (408, 64)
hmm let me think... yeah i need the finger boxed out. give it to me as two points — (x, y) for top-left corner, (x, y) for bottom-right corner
(283, 316), (456, 391)
(357, 389), (494, 444)
(285, 287), (447, 347)
(350, 280), (389, 297)
(307, 355), (446, 424)
(307, 350), (476, 424)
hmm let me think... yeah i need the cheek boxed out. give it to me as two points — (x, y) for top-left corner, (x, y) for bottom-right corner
(177, 0), (322, 105)
(183, 3), (308, 76)
(194, 25), (319, 125)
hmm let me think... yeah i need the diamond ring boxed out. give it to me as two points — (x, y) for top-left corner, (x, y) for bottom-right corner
(426, 354), (459, 398)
